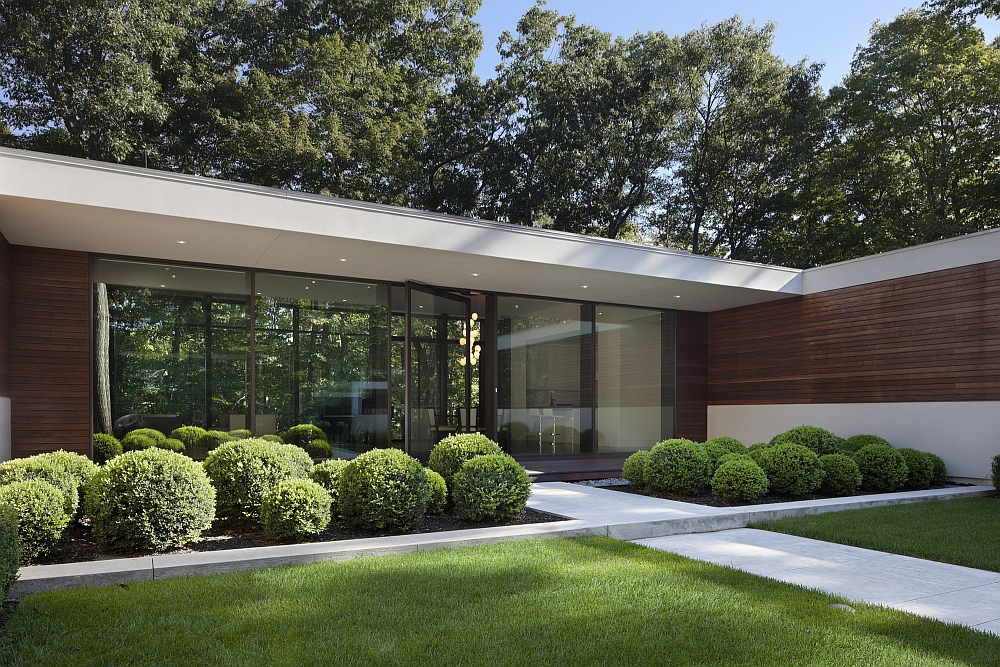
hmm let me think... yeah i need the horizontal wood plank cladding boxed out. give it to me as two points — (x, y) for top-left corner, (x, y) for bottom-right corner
(709, 261), (1000, 405)
(10, 246), (91, 457)
(0, 232), (9, 395)
(676, 310), (709, 441)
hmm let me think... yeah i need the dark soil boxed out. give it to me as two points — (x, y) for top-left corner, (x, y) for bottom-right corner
(26, 507), (567, 568)
(603, 482), (956, 507)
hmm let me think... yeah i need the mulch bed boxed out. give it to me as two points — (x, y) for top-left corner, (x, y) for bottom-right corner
(25, 507), (567, 568)
(602, 482), (958, 507)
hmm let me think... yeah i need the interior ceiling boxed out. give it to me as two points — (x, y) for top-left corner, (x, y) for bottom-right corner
(0, 193), (801, 313)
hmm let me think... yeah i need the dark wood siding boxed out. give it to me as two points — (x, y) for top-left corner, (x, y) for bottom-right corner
(709, 261), (1000, 404)
(0, 232), (9, 397)
(10, 247), (91, 457)
(676, 310), (709, 441)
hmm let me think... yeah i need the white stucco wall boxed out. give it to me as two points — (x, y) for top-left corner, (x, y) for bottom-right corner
(708, 402), (1000, 482)
(0, 397), (10, 462)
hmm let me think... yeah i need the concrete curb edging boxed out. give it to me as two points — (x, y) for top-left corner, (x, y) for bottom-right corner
(9, 484), (993, 598)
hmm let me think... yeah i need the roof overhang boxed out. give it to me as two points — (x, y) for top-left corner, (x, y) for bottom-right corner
(0, 148), (803, 311)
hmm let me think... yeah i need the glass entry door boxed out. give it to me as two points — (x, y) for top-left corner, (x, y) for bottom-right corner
(405, 283), (472, 457)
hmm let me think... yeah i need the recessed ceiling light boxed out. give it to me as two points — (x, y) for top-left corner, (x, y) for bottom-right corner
(171, 275), (176, 278)
(471, 273), (479, 277)
(177, 240), (186, 244)
(305, 286), (309, 290)
(419, 305), (423, 308)
(160, 284), (165, 287)
(257, 292), (262, 295)
(581, 285), (588, 289)
(675, 295), (681, 298)
(514, 305), (518, 308)
(340, 258), (347, 262)
(312, 280), (316, 284)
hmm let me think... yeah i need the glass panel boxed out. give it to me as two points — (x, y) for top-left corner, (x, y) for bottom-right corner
(408, 288), (468, 457)
(497, 297), (592, 455)
(596, 305), (669, 452)
(254, 273), (388, 458)
(93, 259), (249, 454)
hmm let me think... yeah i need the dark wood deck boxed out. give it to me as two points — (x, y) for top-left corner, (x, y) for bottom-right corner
(513, 453), (628, 482)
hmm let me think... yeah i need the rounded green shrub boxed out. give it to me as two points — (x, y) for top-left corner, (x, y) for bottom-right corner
(281, 444), (315, 477)
(759, 443), (825, 496)
(993, 454), (1000, 491)
(702, 441), (734, 477)
(93, 433), (122, 464)
(497, 421), (531, 450)
(158, 438), (186, 453)
(842, 434), (891, 454)
(748, 443), (775, 468)
(927, 453), (948, 486)
(260, 434), (284, 444)
(428, 434), (503, 489)
(897, 448), (933, 489)
(0, 506), (18, 598)
(260, 478), (332, 541)
(84, 448), (215, 550)
(169, 426), (208, 450)
(852, 444), (908, 492)
(718, 452), (753, 467)
(121, 428), (166, 451)
(281, 424), (327, 447)
(338, 448), (431, 531)
(0, 480), (69, 562)
(203, 439), (309, 521)
(452, 454), (531, 522)
(229, 429), (252, 439)
(308, 459), (350, 507)
(425, 469), (447, 515)
(621, 450), (650, 488)
(43, 450), (99, 493)
(705, 436), (746, 454)
(770, 426), (843, 456)
(0, 456), (79, 516)
(198, 430), (237, 452)
(818, 454), (862, 496)
(301, 439), (332, 459)
(644, 439), (710, 496)
(711, 458), (769, 502)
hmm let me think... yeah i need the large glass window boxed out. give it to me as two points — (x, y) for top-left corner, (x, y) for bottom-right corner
(93, 259), (249, 441)
(497, 297), (593, 455)
(596, 305), (674, 452)
(254, 273), (388, 457)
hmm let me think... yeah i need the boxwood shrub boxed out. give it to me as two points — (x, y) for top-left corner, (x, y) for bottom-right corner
(704, 436), (746, 454)
(92, 433), (122, 464)
(770, 426), (843, 456)
(818, 454), (862, 496)
(229, 430), (252, 440)
(0, 456), (79, 516)
(43, 450), (99, 494)
(425, 468), (448, 515)
(121, 428), (167, 451)
(748, 443), (775, 468)
(645, 439), (710, 495)
(85, 448), (215, 550)
(842, 434), (891, 454)
(898, 448), (934, 490)
(428, 434), (503, 490)
(702, 441), (734, 477)
(0, 480), (69, 562)
(759, 443), (825, 496)
(993, 454), (1000, 491)
(301, 439), (333, 459)
(203, 438), (309, 521)
(281, 424), (327, 447)
(851, 444), (908, 492)
(197, 430), (238, 452)
(717, 452), (753, 467)
(711, 458), (769, 502)
(0, 506), (18, 598)
(927, 453), (948, 486)
(451, 454), (531, 521)
(159, 438), (186, 453)
(339, 448), (430, 531)
(260, 434), (284, 444)
(621, 450), (650, 489)
(308, 459), (351, 508)
(281, 444), (315, 477)
(170, 426), (209, 450)
(260, 478), (332, 541)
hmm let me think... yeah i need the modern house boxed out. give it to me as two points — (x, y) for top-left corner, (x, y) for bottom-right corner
(0, 147), (996, 482)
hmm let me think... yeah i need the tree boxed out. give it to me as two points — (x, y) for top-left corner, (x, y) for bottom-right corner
(830, 10), (1000, 251)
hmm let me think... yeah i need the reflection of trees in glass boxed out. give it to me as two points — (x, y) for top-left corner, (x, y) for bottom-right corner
(104, 286), (248, 430)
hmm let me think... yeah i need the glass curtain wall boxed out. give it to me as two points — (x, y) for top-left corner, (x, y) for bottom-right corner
(254, 274), (388, 456)
(93, 259), (249, 438)
(595, 306), (674, 452)
(497, 297), (593, 455)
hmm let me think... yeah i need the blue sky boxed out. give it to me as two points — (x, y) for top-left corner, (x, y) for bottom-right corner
(472, 1), (1000, 90)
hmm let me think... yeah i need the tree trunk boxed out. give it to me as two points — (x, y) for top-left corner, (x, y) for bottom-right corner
(95, 283), (113, 434)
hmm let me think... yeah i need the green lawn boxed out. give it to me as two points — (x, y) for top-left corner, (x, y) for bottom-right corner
(1, 538), (998, 666)
(754, 497), (1000, 573)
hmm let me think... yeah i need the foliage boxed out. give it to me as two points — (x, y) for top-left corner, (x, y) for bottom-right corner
(757, 443), (825, 496)
(198, 431), (238, 451)
(84, 448), (215, 550)
(928, 453), (949, 486)
(170, 426), (208, 450)
(994, 454), (1000, 491)
(308, 459), (350, 508)
(718, 452), (753, 467)
(203, 438), (309, 521)
(281, 425), (327, 447)
(644, 439), (710, 495)
(280, 444), (315, 477)
(0, 480), (69, 562)
(711, 458), (769, 502)
(159, 438), (186, 453)
(621, 450), (650, 489)
(770, 426), (843, 456)
(122, 428), (166, 451)
(92, 433), (122, 464)
(424, 469), (448, 515)
(451, 454), (531, 521)
(260, 434), (284, 444)
(704, 437), (746, 454)
(818, 454), (862, 496)
(260, 478), (332, 541)
(35, 450), (98, 497)
(898, 448), (934, 489)
(0, 456), (80, 516)
(748, 443), (776, 468)
(0, 506), (18, 598)
(301, 439), (333, 459)
(428, 434), (503, 489)
(338, 448), (430, 531)
(230, 430), (252, 439)
(497, 421), (531, 450)
(842, 434), (891, 453)
(851, 444), (909, 492)
(702, 441), (735, 477)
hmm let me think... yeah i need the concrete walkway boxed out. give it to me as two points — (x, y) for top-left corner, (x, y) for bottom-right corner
(637, 528), (1000, 636)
